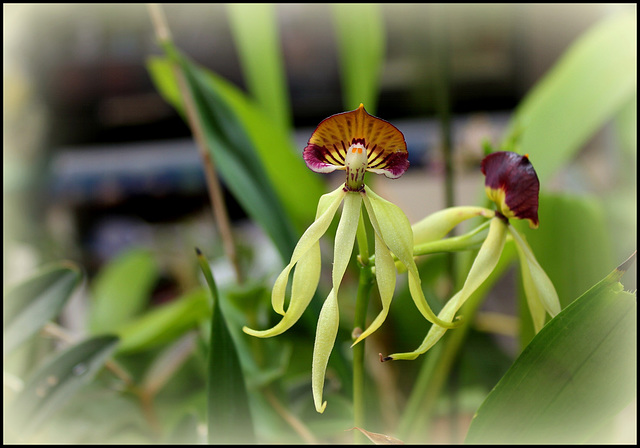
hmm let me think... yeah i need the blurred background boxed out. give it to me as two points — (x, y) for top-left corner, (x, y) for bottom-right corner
(3, 3), (636, 444)
(5, 3), (632, 282)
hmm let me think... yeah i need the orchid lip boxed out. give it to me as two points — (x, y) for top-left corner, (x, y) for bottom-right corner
(303, 104), (409, 187)
(481, 151), (540, 228)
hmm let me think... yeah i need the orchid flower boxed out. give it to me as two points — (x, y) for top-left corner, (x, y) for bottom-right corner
(383, 151), (561, 361)
(243, 104), (458, 413)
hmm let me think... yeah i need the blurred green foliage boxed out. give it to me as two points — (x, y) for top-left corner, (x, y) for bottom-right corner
(3, 5), (636, 445)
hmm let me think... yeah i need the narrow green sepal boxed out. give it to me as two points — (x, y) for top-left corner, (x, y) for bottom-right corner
(412, 206), (494, 246)
(385, 217), (508, 360)
(509, 225), (561, 331)
(312, 290), (340, 413)
(362, 187), (460, 329)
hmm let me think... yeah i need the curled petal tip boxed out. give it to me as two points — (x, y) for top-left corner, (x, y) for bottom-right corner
(379, 353), (393, 363)
(350, 335), (365, 348)
(316, 401), (327, 414)
(242, 325), (274, 338)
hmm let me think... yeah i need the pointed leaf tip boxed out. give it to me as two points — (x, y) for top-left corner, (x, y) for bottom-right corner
(617, 250), (637, 274)
(347, 427), (405, 445)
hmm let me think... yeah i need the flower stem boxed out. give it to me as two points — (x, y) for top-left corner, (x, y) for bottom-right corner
(353, 211), (374, 443)
(148, 4), (243, 284)
(398, 243), (516, 441)
(412, 220), (491, 257)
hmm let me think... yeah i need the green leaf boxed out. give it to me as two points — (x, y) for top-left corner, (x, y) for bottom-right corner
(148, 46), (300, 261)
(465, 256), (637, 444)
(613, 94), (637, 162)
(115, 288), (210, 354)
(4, 261), (82, 355)
(227, 3), (292, 131)
(146, 55), (324, 237)
(196, 249), (255, 444)
(504, 10), (636, 182)
(6, 335), (119, 440)
(331, 3), (386, 112)
(88, 248), (159, 334)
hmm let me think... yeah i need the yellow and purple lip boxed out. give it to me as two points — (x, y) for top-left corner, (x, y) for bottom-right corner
(303, 104), (409, 191)
(481, 151), (540, 229)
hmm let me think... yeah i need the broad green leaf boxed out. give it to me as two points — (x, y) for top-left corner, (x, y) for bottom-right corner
(513, 193), (613, 346)
(6, 335), (119, 440)
(227, 3), (292, 131)
(148, 44), (299, 261)
(218, 281), (293, 389)
(332, 3), (385, 112)
(196, 248), (255, 444)
(4, 261), (82, 355)
(115, 288), (210, 354)
(88, 248), (159, 334)
(504, 10), (636, 182)
(146, 56), (324, 236)
(465, 257), (637, 444)
(141, 333), (197, 396)
(613, 94), (637, 162)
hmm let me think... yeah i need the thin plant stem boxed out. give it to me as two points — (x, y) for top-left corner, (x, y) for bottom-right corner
(412, 220), (491, 256)
(432, 6), (459, 442)
(396, 339), (444, 438)
(356, 209), (370, 263)
(41, 322), (134, 387)
(396, 306), (472, 442)
(353, 211), (374, 443)
(147, 4), (243, 284)
(262, 387), (319, 444)
(41, 322), (162, 433)
(367, 220), (491, 266)
(398, 245), (515, 441)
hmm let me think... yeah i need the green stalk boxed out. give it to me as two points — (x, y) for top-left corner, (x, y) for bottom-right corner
(397, 297), (474, 441)
(398, 243), (516, 441)
(431, 9), (459, 440)
(412, 221), (491, 257)
(368, 220), (491, 266)
(148, 4), (243, 284)
(353, 210), (374, 443)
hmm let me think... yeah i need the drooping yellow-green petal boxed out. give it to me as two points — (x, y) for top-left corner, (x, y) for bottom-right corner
(351, 222), (396, 346)
(363, 187), (459, 329)
(509, 225), (561, 322)
(386, 217), (508, 361)
(311, 190), (361, 413)
(412, 206), (495, 246)
(518, 254), (547, 333)
(311, 289), (340, 413)
(271, 185), (346, 315)
(243, 242), (321, 338)
(243, 186), (345, 339)
(332, 191), (362, 290)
